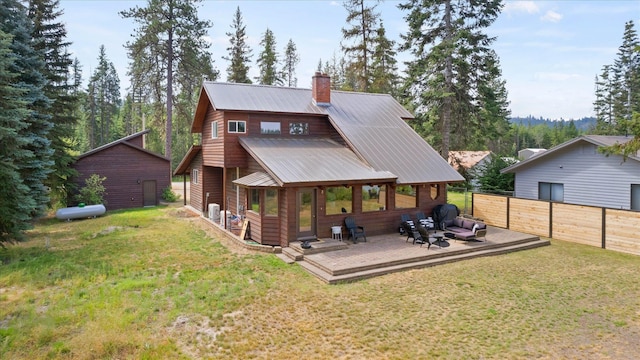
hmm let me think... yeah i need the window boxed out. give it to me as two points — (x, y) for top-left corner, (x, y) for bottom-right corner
(395, 185), (416, 209)
(362, 185), (386, 212)
(191, 169), (199, 184)
(265, 189), (279, 216)
(211, 121), (218, 139)
(228, 120), (246, 133)
(261, 122), (281, 134)
(326, 186), (352, 215)
(289, 123), (309, 135)
(250, 189), (259, 212)
(538, 182), (563, 202)
(632, 184), (640, 210)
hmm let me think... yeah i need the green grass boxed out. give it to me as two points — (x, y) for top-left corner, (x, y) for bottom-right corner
(448, 189), (472, 214)
(2, 205), (639, 359)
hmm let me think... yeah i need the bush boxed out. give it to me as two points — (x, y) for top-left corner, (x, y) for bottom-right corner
(162, 186), (180, 202)
(75, 174), (107, 205)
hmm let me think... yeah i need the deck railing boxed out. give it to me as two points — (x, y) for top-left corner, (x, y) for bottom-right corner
(472, 193), (640, 256)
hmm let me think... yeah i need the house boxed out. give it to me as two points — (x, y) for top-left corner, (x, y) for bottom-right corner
(174, 73), (464, 246)
(501, 135), (640, 210)
(448, 150), (492, 188)
(72, 130), (171, 210)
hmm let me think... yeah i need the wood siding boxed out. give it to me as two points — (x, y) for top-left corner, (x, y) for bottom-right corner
(73, 143), (170, 211)
(514, 143), (640, 209)
(189, 153), (204, 213)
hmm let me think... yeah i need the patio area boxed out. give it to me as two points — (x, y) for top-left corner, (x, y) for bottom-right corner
(279, 227), (550, 284)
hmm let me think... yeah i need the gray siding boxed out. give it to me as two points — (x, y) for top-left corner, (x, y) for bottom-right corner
(514, 143), (640, 209)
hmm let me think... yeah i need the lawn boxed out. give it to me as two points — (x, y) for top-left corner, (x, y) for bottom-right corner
(1, 205), (639, 359)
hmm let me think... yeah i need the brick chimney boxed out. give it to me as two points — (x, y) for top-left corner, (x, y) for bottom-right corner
(312, 72), (331, 106)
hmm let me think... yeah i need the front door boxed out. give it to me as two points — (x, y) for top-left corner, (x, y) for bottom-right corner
(143, 180), (157, 207)
(297, 188), (316, 240)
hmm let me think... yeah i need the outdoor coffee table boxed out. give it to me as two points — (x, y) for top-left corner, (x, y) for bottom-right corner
(430, 233), (445, 249)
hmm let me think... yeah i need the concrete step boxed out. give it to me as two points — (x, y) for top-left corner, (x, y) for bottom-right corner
(298, 238), (551, 284)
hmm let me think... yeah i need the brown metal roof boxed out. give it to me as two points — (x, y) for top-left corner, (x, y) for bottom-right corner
(77, 130), (168, 162)
(173, 145), (201, 176)
(239, 138), (397, 186)
(196, 82), (464, 184)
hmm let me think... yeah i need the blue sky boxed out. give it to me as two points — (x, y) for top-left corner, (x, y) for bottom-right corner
(59, 0), (640, 120)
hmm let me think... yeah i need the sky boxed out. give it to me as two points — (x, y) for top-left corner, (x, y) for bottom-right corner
(58, 0), (640, 120)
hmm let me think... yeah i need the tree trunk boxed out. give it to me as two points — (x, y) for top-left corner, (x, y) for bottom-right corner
(166, 3), (174, 170)
(441, 0), (453, 160)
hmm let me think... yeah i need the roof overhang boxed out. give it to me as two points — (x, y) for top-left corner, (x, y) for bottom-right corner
(173, 145), (202, 176)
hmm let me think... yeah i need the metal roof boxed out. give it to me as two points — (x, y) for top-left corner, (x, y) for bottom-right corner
(239, 138), (397, 186)
(198, 82), (464, 184)
(502, 135), (639, 174)
(77, 129), (169, 162)
(233, 172), (279, 187)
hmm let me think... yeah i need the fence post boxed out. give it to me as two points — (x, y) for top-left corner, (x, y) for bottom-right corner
(601, 208), (606, 249)
(549, 201), (553, 238)
(506, 196), (510, 229)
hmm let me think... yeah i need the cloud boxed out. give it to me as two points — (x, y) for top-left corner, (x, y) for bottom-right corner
(541, 10), (563, 23)
(503, 1), (540, 15)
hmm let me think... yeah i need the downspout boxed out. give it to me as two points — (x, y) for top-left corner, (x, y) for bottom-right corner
(223, 167), (227, 229)
(183, 173), (186, 206)
(236, 167), (240, 215)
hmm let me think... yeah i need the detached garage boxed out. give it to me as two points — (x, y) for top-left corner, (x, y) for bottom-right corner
(72, 130), (171, 210)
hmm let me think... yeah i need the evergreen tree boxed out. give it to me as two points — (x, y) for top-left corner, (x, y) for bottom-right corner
(27, 0), (79, 207)
(281, 38), (299, 87)
(85, 45), (120, 148)
(224, 6), (252, 83)
(593, 65), (617, 134)
(399, 0), (503, 159)
(0, 0), (53, 241)
(370, 22), (398, 95)
(611, 21), (640, 128)
(255, 28), (280, 85)
(476, 156), (517, 194)
(121, 0), (216, 168)
(341, 0), (380, 92)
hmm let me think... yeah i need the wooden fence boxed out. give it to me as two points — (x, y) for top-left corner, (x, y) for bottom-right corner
(472, 193), (640, 256)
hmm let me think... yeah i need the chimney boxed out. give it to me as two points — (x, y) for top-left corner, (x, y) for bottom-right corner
(312, 72), (331, 106)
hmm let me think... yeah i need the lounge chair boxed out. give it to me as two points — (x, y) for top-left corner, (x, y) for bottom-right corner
(400, 214), (416, 230)
(416, 224), (438, 249)
(344, 216), (367, 243)
(402, 221), (423, 245)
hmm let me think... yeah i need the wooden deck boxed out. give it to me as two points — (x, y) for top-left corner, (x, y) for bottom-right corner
(279, 227), (549, 284)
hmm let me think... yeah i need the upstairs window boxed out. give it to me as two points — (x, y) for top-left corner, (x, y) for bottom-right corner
(228, 120), (246, 134)
(261, 121), (281, 134)
(211, 121), (219, 139)
(289, 123), (309, 135)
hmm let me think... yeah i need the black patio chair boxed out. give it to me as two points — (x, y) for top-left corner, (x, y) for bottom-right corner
(402, 221), (423, 245)
(344, 216), (367, 243)
(400, 214), (416, 230)
(416, 223), (438, 249)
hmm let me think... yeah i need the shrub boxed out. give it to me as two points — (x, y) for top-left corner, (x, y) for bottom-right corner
(75, 174), (107, 205)
(162, 186), (180, 202)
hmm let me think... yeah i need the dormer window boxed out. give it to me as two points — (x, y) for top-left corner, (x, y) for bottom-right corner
(228, 120), (246, 133)
(289, 123), (309, 135)
(260, 121), (281, 134)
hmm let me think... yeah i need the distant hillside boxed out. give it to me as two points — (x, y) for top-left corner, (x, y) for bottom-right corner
(509, 116), (595, 131)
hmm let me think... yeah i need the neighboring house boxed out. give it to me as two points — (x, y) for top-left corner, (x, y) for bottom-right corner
(518, 148), (546, 160)
(502, 135), (640, 210)
(174, 73), (464, 246)
(448, 151), (492, 189)
(72, 130), (171, 210)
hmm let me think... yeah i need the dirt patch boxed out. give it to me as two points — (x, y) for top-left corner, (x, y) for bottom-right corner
(169, 314), (233, 357)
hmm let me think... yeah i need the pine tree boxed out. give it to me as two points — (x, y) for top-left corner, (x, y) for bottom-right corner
(593, 65), (617, 134)
(86, 45), (121, 148)
(0, 0), (53, 241)
(399, 0), (503, 159)
(281, 39), (299, 87)
(121, 0), (216, 168)
(224, 6), (252, 83)
(612, 21), (640, 127)
(341, 0), (380, 92)
(27, 0), (79, 206)
(370, 22), (398, 95)
(255, 28), (280, 85)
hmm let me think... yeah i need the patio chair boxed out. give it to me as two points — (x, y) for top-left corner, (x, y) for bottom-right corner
(417, 224), (438, 249)
(402, 221), (423, 245)
(344, 216), (367, 244)
(400, 214), (416, 230)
